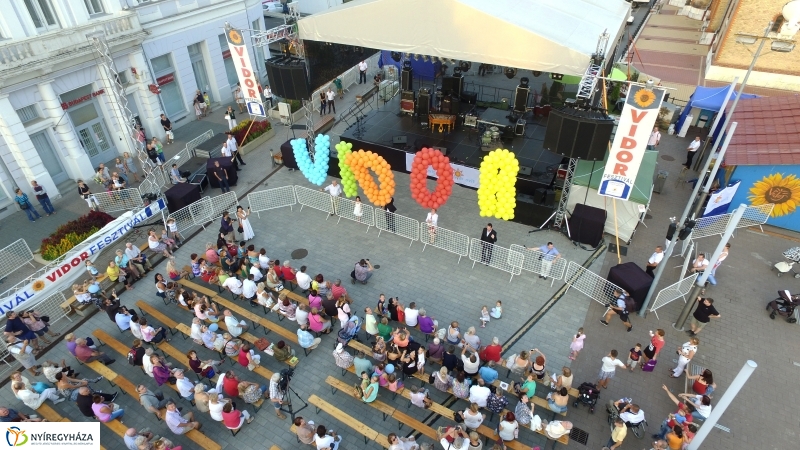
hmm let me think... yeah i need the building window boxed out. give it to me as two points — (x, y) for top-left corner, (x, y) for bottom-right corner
(15, 105), (40, 124)
(115, 70), (130, 87)
(84, 0), (105, 16)
(150, 54), (185, 119)
(24, 0), (59, 31)
(218, 34), (239, 87)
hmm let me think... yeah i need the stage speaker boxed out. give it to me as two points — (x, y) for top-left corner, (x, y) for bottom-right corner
(460, 91), (477, 104)
(417, 89), (430, 117)
(441, 76), (455, 96)
(518, 165), (532, 176)
(513, 86), (529, 113)
(432, 146), (448, 156)
(543, 106), (615, 161)
(534, 188), (546, 204)
(393, 135), (407, 144)
(440, 96), (459, 115)
(515, 119), (526, 136)
(501, 125), (515, 142)
(570, 203), (607, 247)
(401, 67), (413, 91)
(265, 56), (310, 100)
(452, 73), (463, 96)
(544, 189), (555, 207)
(414, 138), (433, 152)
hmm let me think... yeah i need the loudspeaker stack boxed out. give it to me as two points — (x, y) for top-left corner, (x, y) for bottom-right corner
(542, 106), (615, 161)
(265, 56), (310, 100)
(417, 88), (430, 117)
(401, 67), (413, 91)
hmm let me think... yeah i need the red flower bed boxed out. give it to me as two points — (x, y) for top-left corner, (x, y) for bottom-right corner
(230, 119), (272, 146)
(40, 211), (115, 260)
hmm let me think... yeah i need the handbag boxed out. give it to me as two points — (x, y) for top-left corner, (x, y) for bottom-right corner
(642, 359), (657, 372)
(224, 114), (231, 120)
(254, 337), (270, 351)
(40, 316), (50, 324)
(238, 226), (244, 233)
(18, 201), (28, 210)
(453, 411), (464, 423)
(428, 372), (435, 384)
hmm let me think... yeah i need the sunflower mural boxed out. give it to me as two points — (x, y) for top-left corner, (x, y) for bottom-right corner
(748, 173), (800, 217)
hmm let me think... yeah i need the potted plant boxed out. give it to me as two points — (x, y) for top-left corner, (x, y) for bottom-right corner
(231, 119), (274, 155)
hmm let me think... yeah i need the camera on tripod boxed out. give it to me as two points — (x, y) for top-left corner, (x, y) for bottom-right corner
(279, 368), (294, 391)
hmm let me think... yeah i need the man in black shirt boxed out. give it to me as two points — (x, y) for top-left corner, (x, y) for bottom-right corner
(220, 210), (234, 241)
(442, 345), (462, 373)
(75, 387), (117, 418)
(4, 311), (38, 344)
(212, 161), (230, 194)
(479, 223), (498, 265)
(160, 114), (173, 144)
(689, 297), (720, 336)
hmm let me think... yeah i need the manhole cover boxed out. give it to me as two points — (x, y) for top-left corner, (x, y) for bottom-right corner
(291, 249), (308, 259)
(645, 214), (653, 220)
(570, 427), (589, 445)
(373, 265), (380, 269)
(661, 155), (675, 161)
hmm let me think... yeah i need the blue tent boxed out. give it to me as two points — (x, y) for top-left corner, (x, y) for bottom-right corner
(379, 51), (442, 81)
(676, 84), (758, 135)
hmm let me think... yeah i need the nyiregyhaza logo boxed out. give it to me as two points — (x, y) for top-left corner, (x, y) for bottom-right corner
(6, 427), (28, 446)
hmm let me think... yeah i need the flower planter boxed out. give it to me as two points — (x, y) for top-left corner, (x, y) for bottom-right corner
(239, 128), (276, 156)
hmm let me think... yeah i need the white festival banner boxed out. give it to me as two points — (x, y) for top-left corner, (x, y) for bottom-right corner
(599, 84), (665, 201)
(405, 153), (480, 189)
(0, 199), (166, 314)
(225, 27), (265, 116)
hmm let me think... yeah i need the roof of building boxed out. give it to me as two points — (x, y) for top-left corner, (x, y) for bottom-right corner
(725, 95), (800, 166)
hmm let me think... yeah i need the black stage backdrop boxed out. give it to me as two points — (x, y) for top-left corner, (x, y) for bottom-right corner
(303, 42), (380, 92)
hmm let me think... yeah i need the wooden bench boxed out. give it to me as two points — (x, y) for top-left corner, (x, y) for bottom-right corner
(179, 279), (219, 299)
(324, 376), (396, 422)
(136, 300), (178, 335)
(308, 394), (391, 447)
(36, 404), (65, 422)
(347, 339), (429, 385)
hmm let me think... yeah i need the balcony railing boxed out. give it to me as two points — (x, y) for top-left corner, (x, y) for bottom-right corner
(0, 13), (145, 77)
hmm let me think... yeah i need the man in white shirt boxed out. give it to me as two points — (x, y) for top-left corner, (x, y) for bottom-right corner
(358, 60), (368, 84)
(646, 127), (661, 150)
(227, 132), (245, 168)
(690, 253), (710, 274)
(425, 208), (438, 244)
(295, 266), (312, 292)
(170, 164), (186, 184)
(322, 180), (343, 216)
(221, 142), (231, 158)
(644, 245), (664, 277)
(249, 263), (264, 282)
(241, 275), (257, 305)
(684, 136), (701, 168)
(125, 242), (151, 274)
(404, 302), (420, 327)
(263, 85), (273, 108)
(468, 378), (491, 407)
(460, 346), (480, 376)
(618, 403), (645, 425)
(164, 401), (201, 435)
(174, 370), (195, 400)
(223, 310), (248, 337)
(222, 276), (243, 296)
(325, 87), (336, 114)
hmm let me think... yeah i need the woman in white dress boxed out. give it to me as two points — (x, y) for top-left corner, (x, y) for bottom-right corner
(236, 206), (255, 241)
(353, 196), (363, 222)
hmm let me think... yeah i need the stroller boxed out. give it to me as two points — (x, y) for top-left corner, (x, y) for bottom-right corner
(766, 290), (800, 323)
(573, 382), (600, 413)
(337, 315), (362, 346)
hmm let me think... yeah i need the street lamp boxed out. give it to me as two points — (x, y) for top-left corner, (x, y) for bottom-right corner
(638, 7), (797, 318)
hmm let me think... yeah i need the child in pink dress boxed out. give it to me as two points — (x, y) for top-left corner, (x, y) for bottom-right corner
(569, 327), (586, 361)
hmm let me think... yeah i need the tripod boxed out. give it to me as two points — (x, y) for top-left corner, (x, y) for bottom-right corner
(278, 383), (307, 420)
(353, 115), (366, 139)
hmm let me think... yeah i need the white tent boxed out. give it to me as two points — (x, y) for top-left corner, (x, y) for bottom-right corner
(297, 0), (631, 76)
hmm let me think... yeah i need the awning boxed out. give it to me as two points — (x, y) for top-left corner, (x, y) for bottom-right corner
(297, 0), (631, 76)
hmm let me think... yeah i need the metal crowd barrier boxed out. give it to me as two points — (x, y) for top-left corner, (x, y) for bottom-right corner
(468, 239), (523, 282)
(375, 209), (419, 247)
(419, 224), (470, 263)
(93, 187), (143, 213)
(294, 186), (335, 216)
(246, 186), (297, 218)
(335, 197), (375, 232)
(510, 244), (568, 287)
(0, 239), (35, 281)
(650, 274), (698, 320)
(565, 260), (623, 305)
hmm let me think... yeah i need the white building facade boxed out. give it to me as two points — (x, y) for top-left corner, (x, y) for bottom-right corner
(0, 0), (267, 219)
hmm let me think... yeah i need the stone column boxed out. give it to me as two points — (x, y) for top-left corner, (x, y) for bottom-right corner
(0, 94), (57, 198)
(37, 80), (95, 180)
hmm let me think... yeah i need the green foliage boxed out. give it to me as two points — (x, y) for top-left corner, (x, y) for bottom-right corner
(40, 211), (114, 261)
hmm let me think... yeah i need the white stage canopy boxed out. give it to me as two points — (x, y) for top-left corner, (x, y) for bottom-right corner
(297, 0), (631, 76)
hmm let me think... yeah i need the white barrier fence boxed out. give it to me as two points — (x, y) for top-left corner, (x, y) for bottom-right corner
(294, 186), (334, 216)
(0, 239), (35, 281)
(375, 209), (420, 246)
(186, 129), (215, 154)
(419, 224), (470, 263)
(208, 191), (240, 222)
(650, 273), (699, 320)
(565, 260), (624, 305)
(336, 197), (375, 232)
(691, 204), (774, 240)
(93, 187), (144, 213)
(510, 244), (568, 287)
(469, 239), (523, 282)
(247, 186), (296, 218)
(167, 197), (213, 233)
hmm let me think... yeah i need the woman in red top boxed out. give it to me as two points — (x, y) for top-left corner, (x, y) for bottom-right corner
(479, 338), (503, 363)
(687, 369), (716, 396)
(205, 243), (220, 265)
(222, 371), (240, 397)
(641, 328), (665, 368)
(221, 401), (253, 429)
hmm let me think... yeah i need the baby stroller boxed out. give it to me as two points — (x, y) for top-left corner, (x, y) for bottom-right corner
(573, 382), (600, 413)
(337, 315), (362, 346)
(766, 290), (800, 323)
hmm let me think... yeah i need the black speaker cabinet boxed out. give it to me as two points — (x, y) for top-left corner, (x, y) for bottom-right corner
(570, 203), (607, 247)
(441, 77), (455, 96)
(513, 86), (529, 113)
(440, 96), (459, 115)
(543, 106), (615, 161)
(460, 91), (477, 104)
(265, 56), (310, 100)
(417, 89), (430, 117)
(452, 73), (463, 96)
(401, 67), (413, 91)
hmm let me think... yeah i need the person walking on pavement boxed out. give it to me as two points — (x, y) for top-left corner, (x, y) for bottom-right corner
(687, 297), (720, 336)
(384, 197), (397, 232)
(708, 243), (730, 286)
(322, 180), (342, 216)
(212, 161), (230, 193)
(14, 188), (41, 222)
(227, 132), (245, 168)
(160, 114), (174, 145)
(647, 127), (661, 150)
(670, 337), (698, 378)
(195, 90), (207, 117)
(684, 136), (701, 168)
(645, 246), (664, 277)
(326, 87), (336, 114)
(31, 181), (55, 216)
(479, 223), (497, 265)
(358, 60), (368, 84)
(600, 289), (633, 332)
